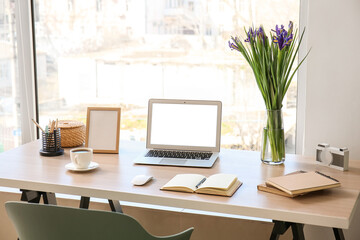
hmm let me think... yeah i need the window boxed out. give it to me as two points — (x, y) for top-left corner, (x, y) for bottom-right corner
(33, 0), (299, 153)
(0, 0), (21, 152)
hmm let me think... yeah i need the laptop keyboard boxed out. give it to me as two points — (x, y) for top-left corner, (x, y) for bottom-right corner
(145, 150), (212, 160)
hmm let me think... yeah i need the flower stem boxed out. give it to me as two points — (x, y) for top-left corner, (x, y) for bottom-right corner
(261, 110), (285, 163)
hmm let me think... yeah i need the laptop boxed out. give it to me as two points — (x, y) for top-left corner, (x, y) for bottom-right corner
(134, 99), (222, 168)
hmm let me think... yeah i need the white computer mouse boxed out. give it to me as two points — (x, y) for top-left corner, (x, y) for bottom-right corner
(131, 175), (153, 186)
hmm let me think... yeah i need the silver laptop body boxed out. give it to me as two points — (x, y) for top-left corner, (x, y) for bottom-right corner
(134, 99), (222, 168)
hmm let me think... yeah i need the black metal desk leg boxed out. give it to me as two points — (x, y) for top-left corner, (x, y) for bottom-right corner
(42, 192), (57, 205)
(80, 196), (90, 209)
(20, 190), (41, 203)
(270, 221), (305, 240)
(270, 221), (291, 240)
(79, 198), (122, 212)
(291, 223), (305, 240)
(108, 200), (123, 213)
(20, 190), (57, 205)
(333, 228), (345, 240)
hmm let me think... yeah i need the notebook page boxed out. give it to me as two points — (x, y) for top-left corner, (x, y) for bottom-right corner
(162, 174), (205, 192)
(198, 173), (237, 190)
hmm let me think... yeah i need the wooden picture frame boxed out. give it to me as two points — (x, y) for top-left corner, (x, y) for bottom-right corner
(85, 107), (121, 153)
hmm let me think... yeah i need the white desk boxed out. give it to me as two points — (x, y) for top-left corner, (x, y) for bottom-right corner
(0, 140), (359, 239)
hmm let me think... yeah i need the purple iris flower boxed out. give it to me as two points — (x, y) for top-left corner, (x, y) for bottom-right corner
(229, 26), (268, 51)
(272, 21), (293, 50)
(256, 26), (267, 44)
(228, 37), (240, 52)
(245, 27), (255, 42)
(288, 21), (294, 33)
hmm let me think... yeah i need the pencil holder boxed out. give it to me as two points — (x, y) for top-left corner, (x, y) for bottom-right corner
(40, 129), (64, 156)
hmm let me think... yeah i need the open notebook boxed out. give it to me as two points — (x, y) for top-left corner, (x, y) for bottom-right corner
(161, 173), (242, 197)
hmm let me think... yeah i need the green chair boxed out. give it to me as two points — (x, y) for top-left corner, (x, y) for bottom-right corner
(5, 201), (194, 240)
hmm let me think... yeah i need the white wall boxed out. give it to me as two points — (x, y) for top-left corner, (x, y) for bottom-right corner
(301, 0), (360, 159)
(300, 0), (360, 239)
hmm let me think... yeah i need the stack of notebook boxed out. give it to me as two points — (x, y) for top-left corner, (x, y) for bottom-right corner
(257, 171), (341, 198)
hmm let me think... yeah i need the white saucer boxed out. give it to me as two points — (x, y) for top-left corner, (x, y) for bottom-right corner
(65, 162), (99, 172)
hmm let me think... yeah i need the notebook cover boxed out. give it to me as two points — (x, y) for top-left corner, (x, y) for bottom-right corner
(257, 171), (305, 197)
(265, 171), (341, 195)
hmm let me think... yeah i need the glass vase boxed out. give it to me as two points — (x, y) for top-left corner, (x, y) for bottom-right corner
(261, 109), (285, 165)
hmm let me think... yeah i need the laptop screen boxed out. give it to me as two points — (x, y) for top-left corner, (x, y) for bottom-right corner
(147, 99), (222, 151)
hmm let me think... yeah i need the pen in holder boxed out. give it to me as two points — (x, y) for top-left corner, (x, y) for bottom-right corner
(40, 129), (64, 156)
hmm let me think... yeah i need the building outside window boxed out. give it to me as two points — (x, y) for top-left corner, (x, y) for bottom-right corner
(32, 0), (299, 152)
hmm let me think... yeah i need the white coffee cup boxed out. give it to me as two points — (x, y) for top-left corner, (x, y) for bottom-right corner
(70, 148), (93, 169)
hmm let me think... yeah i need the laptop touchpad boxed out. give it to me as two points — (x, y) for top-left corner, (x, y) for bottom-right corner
(160, 158), (187, 165)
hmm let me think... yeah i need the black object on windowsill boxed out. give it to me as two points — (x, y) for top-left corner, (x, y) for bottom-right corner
(40, 129), (64, 156)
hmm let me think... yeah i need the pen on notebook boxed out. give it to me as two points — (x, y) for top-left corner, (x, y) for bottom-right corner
(315, 171), (339, 182)
(195, 178), (206, 189)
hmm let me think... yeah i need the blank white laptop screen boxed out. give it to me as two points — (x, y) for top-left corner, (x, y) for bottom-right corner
(150, 103), (218, 147)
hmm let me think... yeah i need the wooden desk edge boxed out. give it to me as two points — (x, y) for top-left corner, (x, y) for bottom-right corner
(0, 177), (356, 229)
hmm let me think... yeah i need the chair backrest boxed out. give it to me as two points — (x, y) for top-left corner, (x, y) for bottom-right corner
(5, 201), (193, 240)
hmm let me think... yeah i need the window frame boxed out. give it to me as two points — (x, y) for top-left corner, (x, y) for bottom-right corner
(15, 0), (38, 144)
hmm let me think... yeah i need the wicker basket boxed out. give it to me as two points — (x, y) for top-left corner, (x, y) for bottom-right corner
(58, 120), (85, 147)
